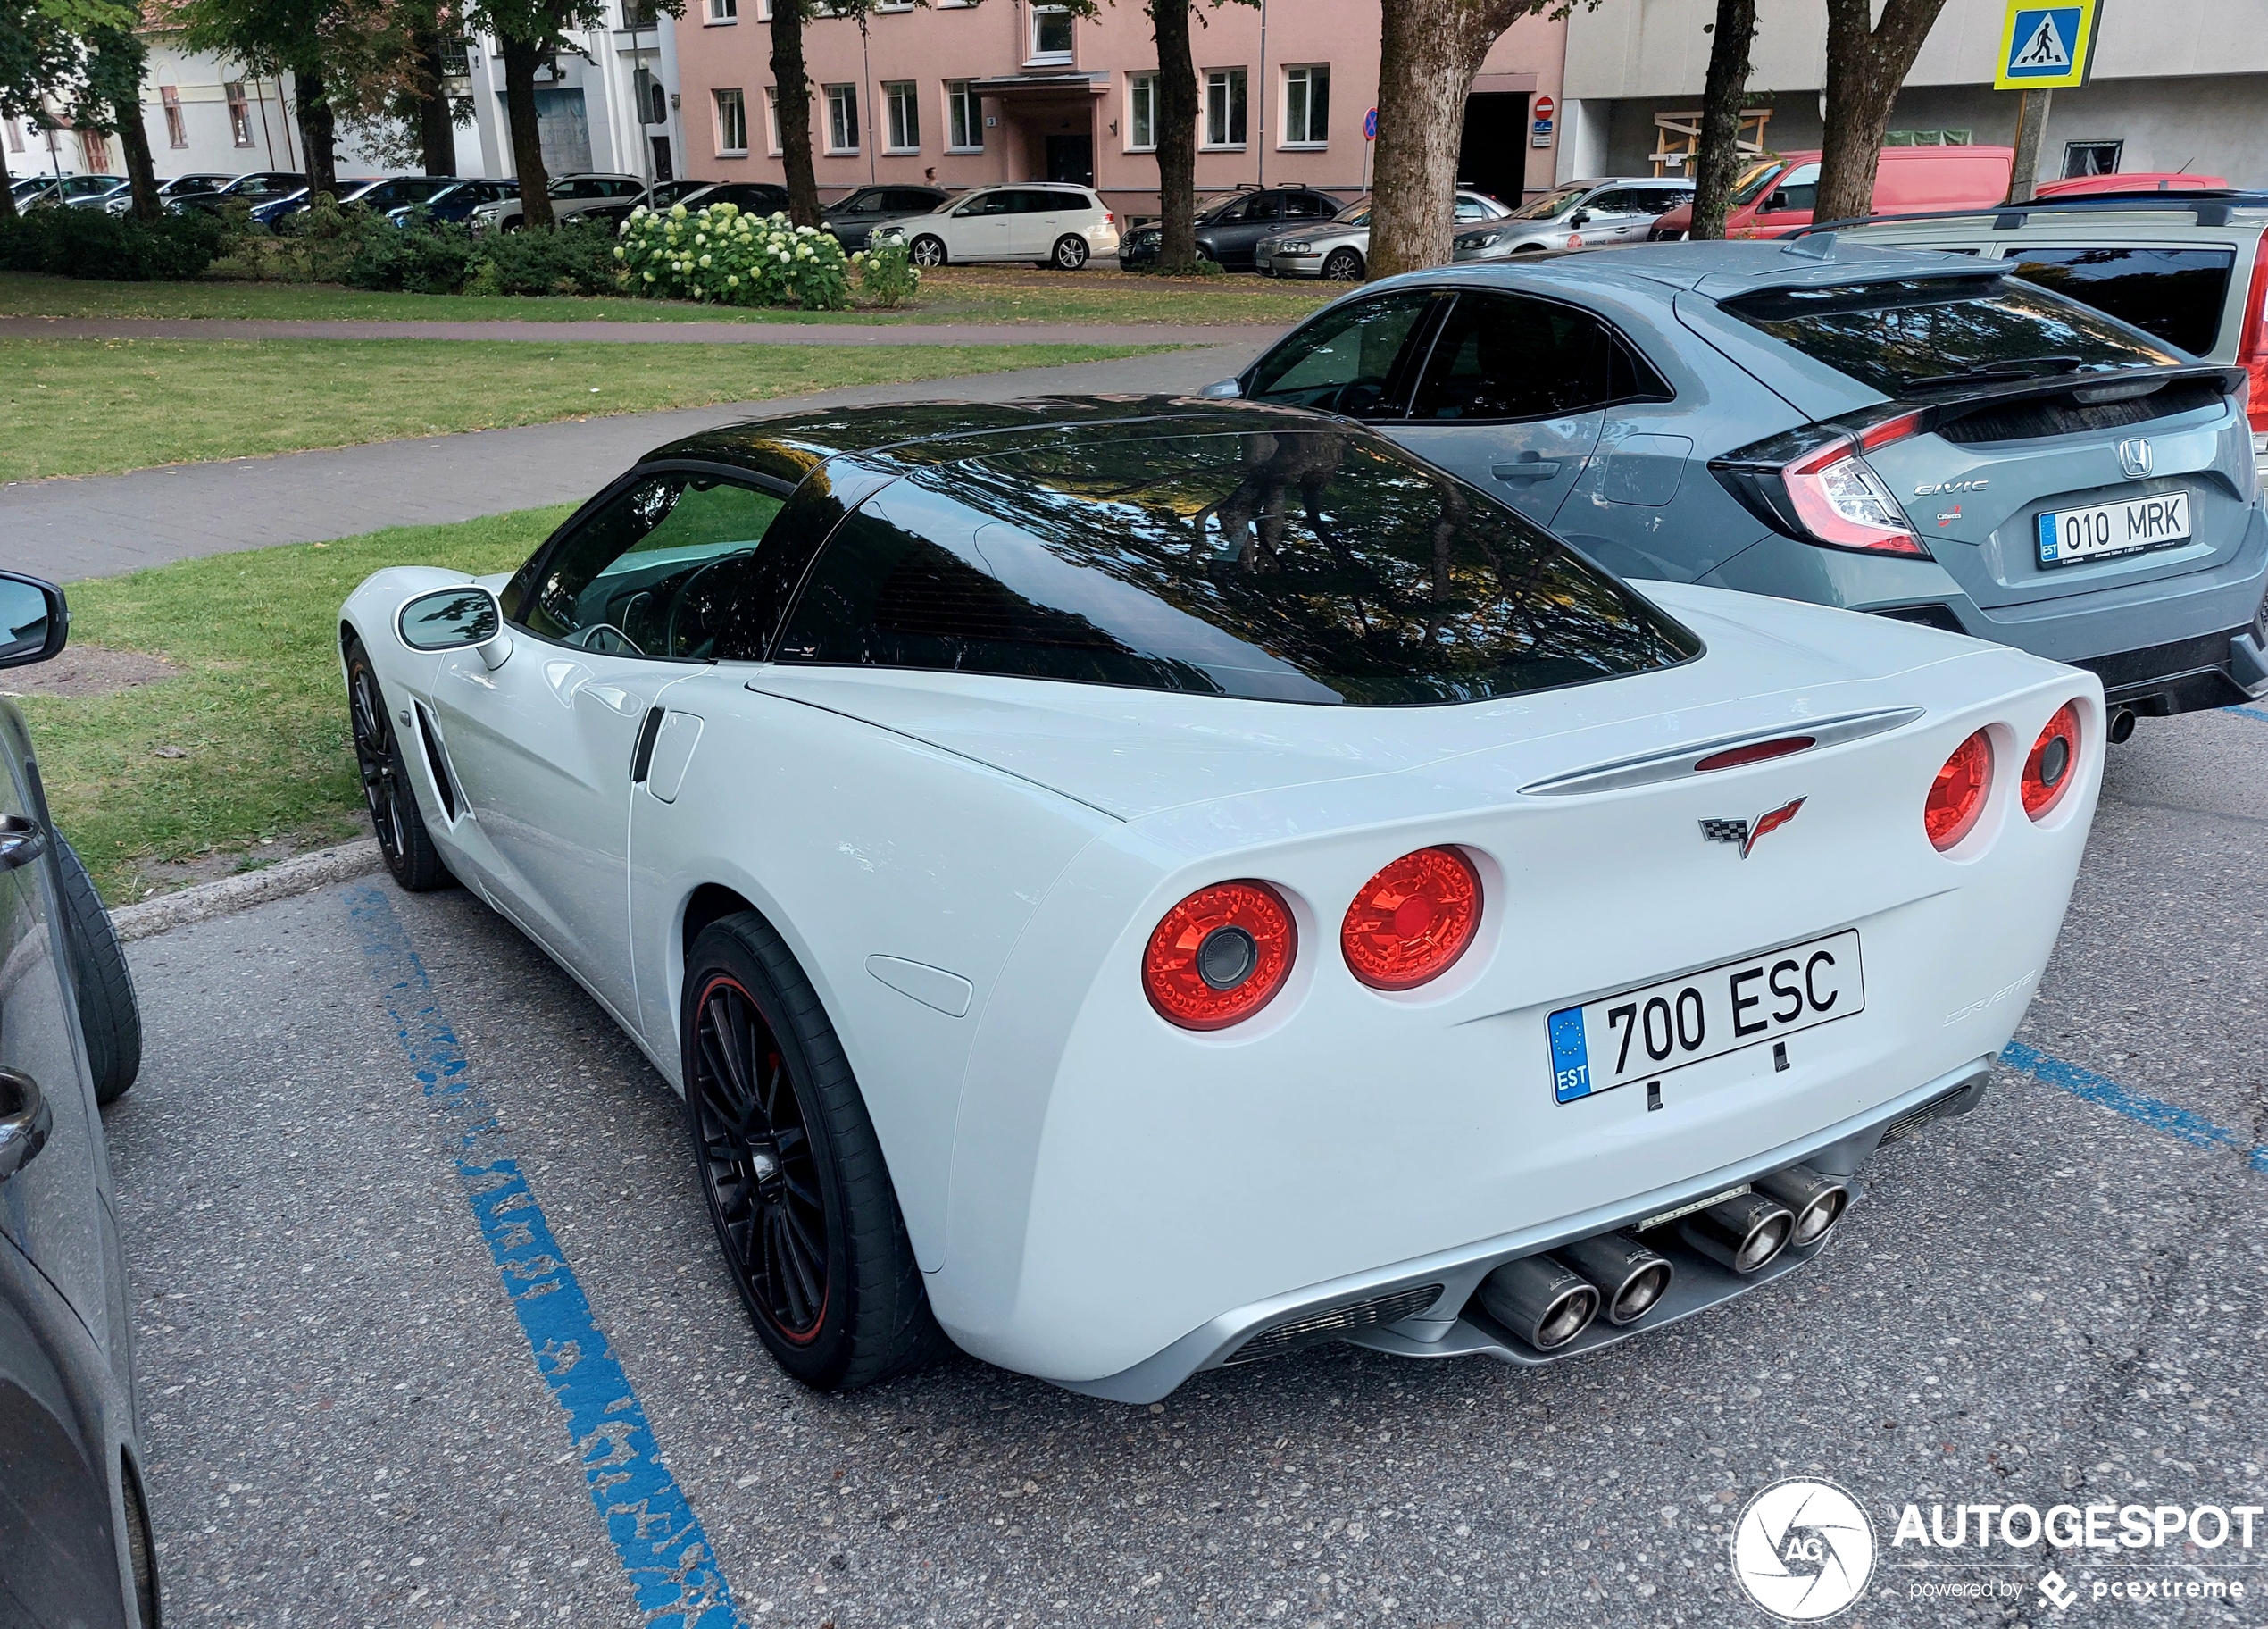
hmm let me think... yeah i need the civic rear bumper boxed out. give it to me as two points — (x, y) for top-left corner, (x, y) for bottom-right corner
(1064, 1057), (1994, 1402)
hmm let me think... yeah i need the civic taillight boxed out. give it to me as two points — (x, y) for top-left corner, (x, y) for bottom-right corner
(1142, 880), (1297, 1030)
(2021, 701), (2082, 820)
(1925, 730), (1993, 851)
(1712, 413), (1932, 559)
(1340, 848), (1482, 991)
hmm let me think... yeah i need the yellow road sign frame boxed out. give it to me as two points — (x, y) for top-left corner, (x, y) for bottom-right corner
(1994, 0), (2103, 91)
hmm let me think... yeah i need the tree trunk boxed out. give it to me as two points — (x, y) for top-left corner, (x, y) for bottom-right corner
(1370, 0), (1539, 280)
(1815, 0), (1950, 226)
(413, 24), (457, 176)
(770, 2), (824, 228)
(118, 92), (162, 220)
(1689, 0), (1756, 239)
(1149, 0), (1199, 274)
(500, 33), (554, 226)
(0, 179), (16, 225)
(293, 64), (338, 196)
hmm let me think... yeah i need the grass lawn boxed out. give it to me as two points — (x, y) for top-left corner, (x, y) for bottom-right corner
(0, 335), (1165, 480)
(17, 508), (572, 904)
(0, 266), (1333, 328)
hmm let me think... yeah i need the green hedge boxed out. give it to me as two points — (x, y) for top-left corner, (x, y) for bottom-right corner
(0, 205), (225, 281)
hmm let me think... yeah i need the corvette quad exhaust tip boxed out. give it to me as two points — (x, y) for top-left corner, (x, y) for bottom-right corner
(1479, 1254), (1599, 1351)
(1558, 1232), (1675, 1326)
(1679, 1191), (1796, 1274)
(1756, 1165), (1854, 1248)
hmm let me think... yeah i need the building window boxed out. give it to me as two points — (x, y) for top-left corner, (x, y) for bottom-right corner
(438, 36), (471, 75)
(2063, 139), (2122, 177)
(224, 81), (254, 146)
(78, 129), (112, 171)
(1030, 5), (1073, 62)
(714, 88), (748, 155)
(706, 0), (736, 19)
(1282, 63), (1328, 146)
(1205, 67), (1247, 148)
(764, 86), (782, 155)
(946, 79), (980, 151)
(160, 85), (189, 147)
(884, 80), (919, 151)
(4, 116), (20, 154)
(1882, 128), (1972, 146)
(826, 83), (859, 154)
(1126, 71), (1155, 151)
(623, 0), (657, 24)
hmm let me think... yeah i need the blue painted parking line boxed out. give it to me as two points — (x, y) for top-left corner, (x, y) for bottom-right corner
(2229, 706), (2268, 723)
(1998, 1040), (2268, 1174)
(346, 885), (745, 1628)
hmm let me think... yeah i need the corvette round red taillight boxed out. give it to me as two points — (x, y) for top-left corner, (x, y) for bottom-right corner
(1142, 881), (1297, 1030)
(2021, 701), (2082, 820)
(1340, 847), (1483, 991)
(1924, 729), (1993, 851)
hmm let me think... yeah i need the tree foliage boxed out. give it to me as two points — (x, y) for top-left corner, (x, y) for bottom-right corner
(0, 0), (138, 221)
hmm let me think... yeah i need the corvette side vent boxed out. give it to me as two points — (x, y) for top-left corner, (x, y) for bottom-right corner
(1225, 1284), (1443, 1365)
(413, 701), (464, 823)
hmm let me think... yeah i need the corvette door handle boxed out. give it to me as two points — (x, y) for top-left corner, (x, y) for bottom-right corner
(1492, 459), (1562, 482)
(0, 814), (44, 873)
(0, 1068), (51, 1182)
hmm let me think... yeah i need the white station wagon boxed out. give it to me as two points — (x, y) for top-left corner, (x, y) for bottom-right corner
(877, 183), (1121, 271)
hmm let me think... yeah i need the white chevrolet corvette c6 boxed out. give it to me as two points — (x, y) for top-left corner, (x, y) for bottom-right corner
(338, 398), (2100, 1399)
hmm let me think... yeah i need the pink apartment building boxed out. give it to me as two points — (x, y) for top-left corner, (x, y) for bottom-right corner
(672, 1), (1567, 217)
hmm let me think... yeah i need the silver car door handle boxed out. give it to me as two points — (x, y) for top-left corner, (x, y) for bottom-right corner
(0, 1068), (51, 1182)
(0, 814), (45, 873)
(1493, 460), (1562, 482)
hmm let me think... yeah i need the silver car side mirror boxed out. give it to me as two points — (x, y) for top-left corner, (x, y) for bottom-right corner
(1199, 378), (1243, 400)
(397, 584), (509, 669)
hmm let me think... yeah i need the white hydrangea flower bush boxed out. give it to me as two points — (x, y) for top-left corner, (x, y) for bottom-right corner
(614, 201), (853, 309)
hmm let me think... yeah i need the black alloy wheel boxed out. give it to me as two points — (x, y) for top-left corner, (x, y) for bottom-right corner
(681, 912), (946, 1391)
(691, 973), (829, 1342)
(345, 641), (449, 891)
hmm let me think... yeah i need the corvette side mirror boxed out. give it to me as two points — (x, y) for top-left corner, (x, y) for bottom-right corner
(0, 572), (67, 669)
(397, 584), (509, 669)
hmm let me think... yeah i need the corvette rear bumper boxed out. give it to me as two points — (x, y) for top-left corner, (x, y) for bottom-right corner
(1064, 1057), (1992, 1402)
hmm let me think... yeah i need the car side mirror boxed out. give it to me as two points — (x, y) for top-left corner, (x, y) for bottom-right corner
(1568, 210), (1592, 228)
(1764, 191), (1789, 213)
(0, 572), (68, 669)
(1199, 378), (1243, 400)
(397, 584), (511, 668)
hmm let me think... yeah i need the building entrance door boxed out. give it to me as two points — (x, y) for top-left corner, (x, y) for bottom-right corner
(1046, 133), (1094, 187)
(533, 87), (593, 176)
(1457, 92), (1528, 204)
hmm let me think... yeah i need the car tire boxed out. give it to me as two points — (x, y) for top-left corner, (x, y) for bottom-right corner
(682, 911), (947, 1392)
(1322, 247), (1364, 281)
(1050, 234), (1089, 271)
(344, 639), (451, 894)
(53, 835), (140, 1107)
(909, 234), (947, 268)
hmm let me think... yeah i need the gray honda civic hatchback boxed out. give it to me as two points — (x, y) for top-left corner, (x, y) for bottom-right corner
(1222, 239), (2268, 726)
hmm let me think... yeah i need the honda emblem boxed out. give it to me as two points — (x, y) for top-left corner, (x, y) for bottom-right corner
(2117, 438), (2154, 480)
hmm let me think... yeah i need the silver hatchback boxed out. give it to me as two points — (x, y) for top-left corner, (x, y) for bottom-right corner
(1454, 178), (1696, 262)
(1259, 191), (1511, 282)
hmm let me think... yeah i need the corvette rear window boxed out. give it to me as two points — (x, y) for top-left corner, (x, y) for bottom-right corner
(1723, 276), (2180, 395)
(773, 430), (1697, 706)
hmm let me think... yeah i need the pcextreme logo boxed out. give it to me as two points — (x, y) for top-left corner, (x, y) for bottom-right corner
(1733, 1479), (1877, 1621)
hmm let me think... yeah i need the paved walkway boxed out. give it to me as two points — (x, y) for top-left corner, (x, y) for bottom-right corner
(1, 340), (1260, 581)
(0, 314), (1279, 347)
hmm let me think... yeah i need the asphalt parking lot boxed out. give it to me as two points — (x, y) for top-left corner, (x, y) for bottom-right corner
(105, 703), (2268, 1628)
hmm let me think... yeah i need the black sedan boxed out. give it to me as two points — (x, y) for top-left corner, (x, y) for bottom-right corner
(165, 171), (305, 215)
(673, 180), (794, 221)
(0, 571), (154, 1628)
(1118, 187), (1346, 272)
(824, 184), (953, 252)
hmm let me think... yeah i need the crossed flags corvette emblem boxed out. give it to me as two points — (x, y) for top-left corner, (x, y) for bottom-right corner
(1701, 797), (1806, 859)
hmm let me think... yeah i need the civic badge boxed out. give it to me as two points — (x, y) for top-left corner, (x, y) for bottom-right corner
(1700, 797), (1805, 859)
(2117, 438), (2154, 480)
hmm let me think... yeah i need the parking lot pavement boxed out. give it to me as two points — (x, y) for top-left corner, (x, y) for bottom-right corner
(106, 706), (2268, 1627)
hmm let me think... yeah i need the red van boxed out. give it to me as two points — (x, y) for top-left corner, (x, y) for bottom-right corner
(1648, 145), (2014, 239)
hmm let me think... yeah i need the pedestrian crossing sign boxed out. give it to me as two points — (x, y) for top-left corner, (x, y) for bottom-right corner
(1994, 0), (2101, 90)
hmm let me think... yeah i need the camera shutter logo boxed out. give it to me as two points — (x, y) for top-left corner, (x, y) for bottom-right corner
(1731, 1477), (1876, 1621)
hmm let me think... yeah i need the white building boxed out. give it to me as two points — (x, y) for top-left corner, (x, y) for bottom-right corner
(1558, 0), (2268, 189)
(5, 1), (688, 188)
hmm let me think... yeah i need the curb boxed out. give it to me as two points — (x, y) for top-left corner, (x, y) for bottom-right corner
(109, 840), (385, 942)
